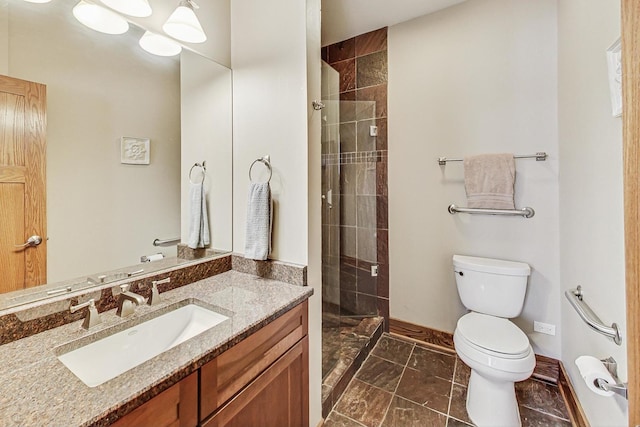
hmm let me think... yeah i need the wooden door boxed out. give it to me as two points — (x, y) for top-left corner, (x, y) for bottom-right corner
(623, 1), (640, 425)
(0, 74), (46, 293)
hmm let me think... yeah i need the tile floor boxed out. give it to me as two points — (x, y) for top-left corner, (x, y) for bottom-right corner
(324, 334), (572, 427)
(322, 315), (384, 416)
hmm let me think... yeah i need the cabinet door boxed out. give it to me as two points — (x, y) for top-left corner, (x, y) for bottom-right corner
(203, 336), (309, 427)
(201, 300), (308, 420)
(110, 373), (197, 427)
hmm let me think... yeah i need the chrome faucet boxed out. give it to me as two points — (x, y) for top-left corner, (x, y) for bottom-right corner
(116, 284), (146, 317)
(70, 298), (101, 330)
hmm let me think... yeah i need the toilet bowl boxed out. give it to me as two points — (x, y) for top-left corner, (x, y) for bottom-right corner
(454, 312), (535, 426)
(452, 255), (535, 427)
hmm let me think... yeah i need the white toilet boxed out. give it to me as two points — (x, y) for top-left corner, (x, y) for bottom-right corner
(452, 255), (536, 427)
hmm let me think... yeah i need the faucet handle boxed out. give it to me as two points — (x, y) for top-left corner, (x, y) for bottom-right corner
(70, 298), (95, 313)
(148, 278), (170, 306)
(70, 299), (101, 330)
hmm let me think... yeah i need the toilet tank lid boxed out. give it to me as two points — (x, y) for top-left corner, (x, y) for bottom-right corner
(453, 255), (530, 276)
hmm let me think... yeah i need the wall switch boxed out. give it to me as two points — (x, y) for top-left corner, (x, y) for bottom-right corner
(534, 321), (556, 336)
(369, 125), (378, 137)
(371, 265), (379, 277)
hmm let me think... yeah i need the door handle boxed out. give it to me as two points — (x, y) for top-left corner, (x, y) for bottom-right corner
(15, 235), (43, 249)
(323, 189), (333, 209)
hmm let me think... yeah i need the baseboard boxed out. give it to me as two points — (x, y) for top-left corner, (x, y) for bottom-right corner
(533, 353), (560, 384)
(389, 317), (454, 351)
(558, 361), (590, 427)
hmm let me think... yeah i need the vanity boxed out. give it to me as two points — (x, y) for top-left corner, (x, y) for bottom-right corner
(0, 263), (312, 427)
(0, 3), (311, 425)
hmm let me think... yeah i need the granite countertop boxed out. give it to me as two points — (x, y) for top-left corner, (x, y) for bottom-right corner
(0, 271), (313, 427)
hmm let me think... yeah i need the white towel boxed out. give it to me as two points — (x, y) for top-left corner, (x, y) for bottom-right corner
(187, 182), (210, 249)
(463, 153), (516, 209)
(244, 182), (272, 260)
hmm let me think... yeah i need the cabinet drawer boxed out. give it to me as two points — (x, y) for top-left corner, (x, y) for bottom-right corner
(110, 372), (197, 427)
(200, 300), (308, 421)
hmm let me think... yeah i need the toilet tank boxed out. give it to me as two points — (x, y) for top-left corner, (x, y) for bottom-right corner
(453, 255), (531, 318)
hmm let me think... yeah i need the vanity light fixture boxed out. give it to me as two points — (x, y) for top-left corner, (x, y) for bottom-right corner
(22, 0), (53, 3)
(100, 0), (152, 18)
(162, 0), (207, 44)
(139, 31), (182, 57)
(72, 0), (129, 35)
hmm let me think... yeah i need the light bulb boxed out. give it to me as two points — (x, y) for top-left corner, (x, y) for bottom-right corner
(72, 1), (129, 35)
(162, 2), (206, 44)
(139, 32), (182, 57)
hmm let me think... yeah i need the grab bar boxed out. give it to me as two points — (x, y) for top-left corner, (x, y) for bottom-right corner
(565, 286), (622, 345)
(438, 152), (547, 165)
(153, 238), (180, 247)
(448, 204), (535, 218)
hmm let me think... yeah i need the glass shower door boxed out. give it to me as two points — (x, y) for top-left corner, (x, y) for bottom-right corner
(321, 61), (342, 379)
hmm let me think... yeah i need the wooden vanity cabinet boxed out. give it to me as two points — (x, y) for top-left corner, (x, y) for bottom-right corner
(110, 372), (198, 427)
(109, 300), (308, 427)
(200, 300), (309, 425)
(202, 336), (308, 427)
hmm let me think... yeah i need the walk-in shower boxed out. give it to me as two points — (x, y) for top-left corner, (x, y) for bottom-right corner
(320, 28), (389, 415)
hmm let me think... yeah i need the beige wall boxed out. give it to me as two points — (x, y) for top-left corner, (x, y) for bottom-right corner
(231, 0), (320, 423)
(0, 0), (6, 75)
(6, 0), (181, 283)
(306, 0), (322, 424)
(558, 1), (627, 425)
(231, 0), (310, 266)
(388, 0), (562, 357)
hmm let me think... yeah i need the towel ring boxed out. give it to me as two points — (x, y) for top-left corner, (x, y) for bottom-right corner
(189, 162), (206, 184)
(249, 156), (272, 183)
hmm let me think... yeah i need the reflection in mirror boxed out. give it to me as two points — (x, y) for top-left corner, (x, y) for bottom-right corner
(0, 0), (232, 309)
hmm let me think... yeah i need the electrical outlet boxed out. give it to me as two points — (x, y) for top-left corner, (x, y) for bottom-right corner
(369, 125), (378, 137)
(534, 321), (556, 336)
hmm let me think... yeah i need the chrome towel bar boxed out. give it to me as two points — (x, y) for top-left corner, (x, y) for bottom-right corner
(448, 204), (535, 218)
(153, 237), (180, 247)
(565, 286), (622, 345)
(438, 152), (547, 166)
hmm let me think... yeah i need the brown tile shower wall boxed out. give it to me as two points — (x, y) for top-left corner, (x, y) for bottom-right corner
(323, 27), (389, 330)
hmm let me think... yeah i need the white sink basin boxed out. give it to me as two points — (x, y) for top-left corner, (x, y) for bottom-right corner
(57, 302), (229, 387)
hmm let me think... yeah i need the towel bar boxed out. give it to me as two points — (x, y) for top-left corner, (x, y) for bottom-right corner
(448, 204), (535, 218)
(438, 152), (547, 166)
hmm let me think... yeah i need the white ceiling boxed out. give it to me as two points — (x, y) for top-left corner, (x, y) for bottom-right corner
(321, 0), (467, 46)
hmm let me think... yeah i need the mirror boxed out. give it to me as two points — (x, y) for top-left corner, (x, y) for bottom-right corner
(0, 0), (232, 308)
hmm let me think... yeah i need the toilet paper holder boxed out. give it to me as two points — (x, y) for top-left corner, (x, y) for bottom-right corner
(596, 357), (628, 399)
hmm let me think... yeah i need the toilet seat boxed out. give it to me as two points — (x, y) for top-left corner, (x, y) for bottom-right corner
(454, 312), (535, 378)
(456, 312), (530, 359)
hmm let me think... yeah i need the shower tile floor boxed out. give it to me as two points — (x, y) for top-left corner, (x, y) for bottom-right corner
(324, 334), (572, 427)
(322, 315), (385, 417)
